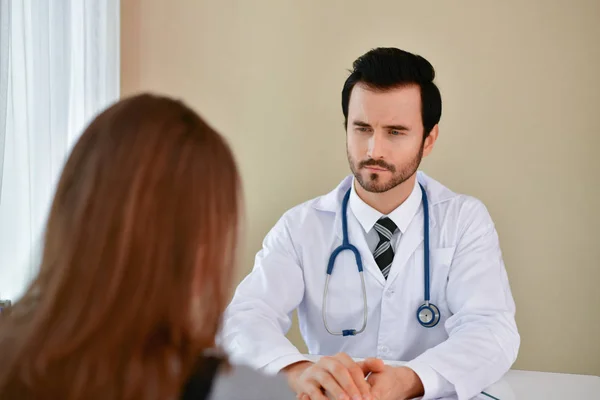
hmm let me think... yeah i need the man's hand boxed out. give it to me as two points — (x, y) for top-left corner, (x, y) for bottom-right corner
(282, 353), (385, 400)
(359, 364), (424, 400)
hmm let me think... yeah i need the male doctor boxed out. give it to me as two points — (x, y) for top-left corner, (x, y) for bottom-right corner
(221, 48), (519, 400)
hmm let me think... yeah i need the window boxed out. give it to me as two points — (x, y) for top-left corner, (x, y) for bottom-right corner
(0, 0), (120, 301)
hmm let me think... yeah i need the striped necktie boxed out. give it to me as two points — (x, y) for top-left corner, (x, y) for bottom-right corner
(373, 217), (398, 279)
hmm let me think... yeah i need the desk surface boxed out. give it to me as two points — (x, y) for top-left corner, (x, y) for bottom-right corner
(303, 355), (600, 399)
(495, 369), (599, 400)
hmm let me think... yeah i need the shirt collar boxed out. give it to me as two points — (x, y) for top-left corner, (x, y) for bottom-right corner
(349, 178), (422, 235)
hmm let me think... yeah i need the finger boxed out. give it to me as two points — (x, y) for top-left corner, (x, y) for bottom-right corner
(364, 375), (381, 400)
(358, 358), (386, 374)
(319, 357), (362, 399)
(333, 353), (373, 400)
(325, 391), (338, 400)
(313, 367), (350, 400)
(303, 381), (329, 400)
(296, 388), (326, 400)
(365, 373), (377, 386)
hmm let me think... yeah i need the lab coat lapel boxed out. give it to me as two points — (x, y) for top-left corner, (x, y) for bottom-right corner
(385, 173), (445, 286)
(330, 183), (386, 288)
(346, 213), (386, 287)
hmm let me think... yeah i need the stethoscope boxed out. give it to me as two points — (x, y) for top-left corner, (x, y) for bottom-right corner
(322, 183), (440, 336)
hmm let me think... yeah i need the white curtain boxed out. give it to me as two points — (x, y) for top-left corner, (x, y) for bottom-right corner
(0, 0), (120, 301)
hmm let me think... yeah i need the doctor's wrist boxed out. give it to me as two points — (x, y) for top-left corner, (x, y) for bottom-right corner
(282, 360), (313, 378)
(394, 366), (425, 399)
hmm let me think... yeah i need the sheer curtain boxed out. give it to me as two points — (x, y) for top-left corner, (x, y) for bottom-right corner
(0, 0), (120, 301)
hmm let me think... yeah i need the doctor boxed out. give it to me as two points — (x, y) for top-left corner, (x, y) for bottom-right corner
(221, 47), (520, 400)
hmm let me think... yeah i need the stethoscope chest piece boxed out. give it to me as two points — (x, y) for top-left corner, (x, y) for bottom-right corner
(417, 301), (440, 328)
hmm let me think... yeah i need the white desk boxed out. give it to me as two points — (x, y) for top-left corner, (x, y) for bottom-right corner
(302, 355), (600, 399)
(493, 369), (599, 400)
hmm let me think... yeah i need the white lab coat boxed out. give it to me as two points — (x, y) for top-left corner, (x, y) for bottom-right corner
(221, 171), (520, 400)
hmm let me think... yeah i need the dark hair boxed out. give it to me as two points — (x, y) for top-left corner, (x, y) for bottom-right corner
(341, 47), (442, 137)
(0, 93), (241, 399)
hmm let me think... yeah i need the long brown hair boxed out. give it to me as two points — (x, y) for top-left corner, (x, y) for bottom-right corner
(0, 94), (241, 399)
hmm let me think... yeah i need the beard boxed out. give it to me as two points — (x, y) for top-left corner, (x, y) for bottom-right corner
(348, 143), (424, 193)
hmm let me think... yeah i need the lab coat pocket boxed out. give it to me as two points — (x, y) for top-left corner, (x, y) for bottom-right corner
(428, 247), (455, 314)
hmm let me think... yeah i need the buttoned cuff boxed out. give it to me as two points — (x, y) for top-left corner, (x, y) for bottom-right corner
(404, 359), (454, 400)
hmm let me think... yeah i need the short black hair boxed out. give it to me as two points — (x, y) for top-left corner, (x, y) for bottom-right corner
(342, 47), (442, 137)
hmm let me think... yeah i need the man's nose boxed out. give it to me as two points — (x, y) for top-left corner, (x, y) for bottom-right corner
(367, 130), (385, 159)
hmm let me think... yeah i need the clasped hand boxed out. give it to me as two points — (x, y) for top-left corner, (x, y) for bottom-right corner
(283, 352), (424, 400)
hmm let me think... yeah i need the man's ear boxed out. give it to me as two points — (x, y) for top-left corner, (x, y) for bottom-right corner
(422, 124), (439, 157)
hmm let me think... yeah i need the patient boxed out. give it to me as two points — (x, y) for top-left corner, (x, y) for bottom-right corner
(0, 94), (295, 400)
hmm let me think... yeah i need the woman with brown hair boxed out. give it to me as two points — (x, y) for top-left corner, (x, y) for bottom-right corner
(0, 94), (295, 400)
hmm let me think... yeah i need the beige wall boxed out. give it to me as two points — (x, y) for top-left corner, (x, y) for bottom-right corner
(121, 0), (600, 375)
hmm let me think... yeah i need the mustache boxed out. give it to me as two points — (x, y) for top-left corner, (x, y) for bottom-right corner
(359, 159), (396, 172)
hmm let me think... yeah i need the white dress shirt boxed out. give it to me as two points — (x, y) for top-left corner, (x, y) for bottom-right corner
(349, 178), (422, 252)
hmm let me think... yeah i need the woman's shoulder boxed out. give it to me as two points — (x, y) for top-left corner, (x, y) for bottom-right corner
(180, 357), (296, 400)
(208, 364), (296, 400)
